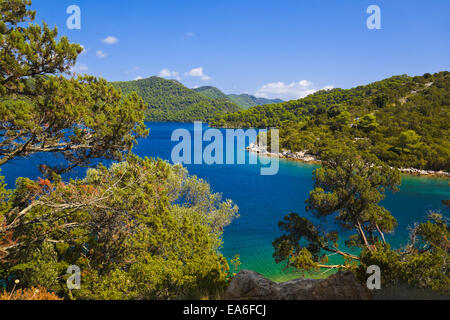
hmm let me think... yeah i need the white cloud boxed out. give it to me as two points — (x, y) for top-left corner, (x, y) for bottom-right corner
(255, 80), (333, 100)
(158, 68), (172, 77)
(79, 45), (87, 55)
(185, 67), (211, 81)
(101, 36), (119, 45)
(321, 85), (334, 91)
(96, 50), (108, 58)
(134, 76), (144, 81)
(158, 68), (181, 80)
(71, 63), (88, 74)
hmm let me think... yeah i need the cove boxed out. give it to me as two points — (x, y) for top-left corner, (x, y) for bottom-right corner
(2, 122), (449, 282)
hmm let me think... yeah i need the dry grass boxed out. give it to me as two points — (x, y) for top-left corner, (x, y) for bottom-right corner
(0, 286), (62, 300)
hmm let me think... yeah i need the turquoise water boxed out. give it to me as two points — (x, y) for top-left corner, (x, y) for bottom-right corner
(2, 122), (449, 281)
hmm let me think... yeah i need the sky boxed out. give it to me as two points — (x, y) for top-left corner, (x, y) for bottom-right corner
(31, 0), (450, 100)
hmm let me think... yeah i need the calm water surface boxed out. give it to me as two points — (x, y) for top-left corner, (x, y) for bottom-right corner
(2, 122), (449, 281)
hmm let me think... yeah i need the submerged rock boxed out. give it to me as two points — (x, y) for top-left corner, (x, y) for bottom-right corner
(224, 270), (369, 300)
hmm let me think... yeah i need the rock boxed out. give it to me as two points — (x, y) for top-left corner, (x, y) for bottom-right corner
(248, 144), (449, 176)
(224, 270), (369, 300)
(273, 277), (320, 300)
(223, 270), (279, 300)
(309, 271), (370, 300)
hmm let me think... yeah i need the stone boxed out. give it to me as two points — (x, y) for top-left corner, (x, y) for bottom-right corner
(224, 270), (369, 300)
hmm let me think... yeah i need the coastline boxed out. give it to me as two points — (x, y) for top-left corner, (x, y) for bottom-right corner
(246, 143), (450, 178)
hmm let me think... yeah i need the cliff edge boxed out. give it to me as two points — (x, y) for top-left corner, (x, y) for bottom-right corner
(224, 270), (369, 300)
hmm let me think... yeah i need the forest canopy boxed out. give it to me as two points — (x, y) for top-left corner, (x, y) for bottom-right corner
(113, 77), (241, 122)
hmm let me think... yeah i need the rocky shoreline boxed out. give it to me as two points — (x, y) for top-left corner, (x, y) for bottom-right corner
(247, 143), (321, 163)
(246, 143), (450, 178)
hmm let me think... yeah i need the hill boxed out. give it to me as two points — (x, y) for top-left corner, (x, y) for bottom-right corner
(211, 71), (450, 171)
(193, 86), (229, 100)
(227, 94), (283, 109)
(113, 77), (241, 122)
(194, 86), (283, 109)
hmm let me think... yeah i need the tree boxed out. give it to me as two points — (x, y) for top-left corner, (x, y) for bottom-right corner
(357, 114), (379, 132)
(373, 94), (388, 109)
(0, 0), (75, 93)
(1, 156), (239, 299)
(213, 71), (450, 172)
(357, 212), (449, 294)
(331, 111), (352, 131)
(395, 130), (421, 154)
(273, 149), (449, 294)
(0, 0), (148, 174)
(273, 148), (401, 273)
(0, 1), (240, 300)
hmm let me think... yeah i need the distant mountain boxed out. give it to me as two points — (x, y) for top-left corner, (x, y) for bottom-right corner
(112, 77), (241, 122)
(227, 94), (284, 109)
(193, 86), (229, 100)
(194, 86), (283, 109)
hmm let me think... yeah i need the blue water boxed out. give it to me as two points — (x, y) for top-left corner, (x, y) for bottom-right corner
(2, 122), (449, 281)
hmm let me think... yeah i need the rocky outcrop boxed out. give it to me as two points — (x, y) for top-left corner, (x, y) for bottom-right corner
(246, 143), (320, 163)
(395, 167), (450, 177)
(224, 270), (369, 300)
(246, 143), (450, 177)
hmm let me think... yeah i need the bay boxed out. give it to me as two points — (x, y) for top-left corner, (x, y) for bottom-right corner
(2, 122), (449, 282)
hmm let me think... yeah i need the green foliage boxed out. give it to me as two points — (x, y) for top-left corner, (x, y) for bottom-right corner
(273, 149), (401, 273)
(1, 156), (239, 299)
(113, 77), (241, 122)
(331, 111), (352, 131)
(0, 0), (78, 96)
(0, 1), (148, 174)
(357, 213), (449, 294)
(357, 114), (378, 132)
(194, 86), (230, 100)
(273, 149), (449, 294)
(8, 242), (65, 290)
(227, 94), (283, 110)
(305, 149), (401, 235)
(213, 72), (450, 171)
(394, 130), (422, 154)
(373, 93), (388, 109)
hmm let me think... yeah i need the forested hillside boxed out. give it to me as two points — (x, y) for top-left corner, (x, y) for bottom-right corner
(113, 77), (241, 122)
(193, 86), (229, 100)
(211, 72), (450, 171)
(194, 86), (283, 109)
(227, 94), (283, 109)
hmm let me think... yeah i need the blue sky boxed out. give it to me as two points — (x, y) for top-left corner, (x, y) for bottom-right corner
(31, 0), (450, 100)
